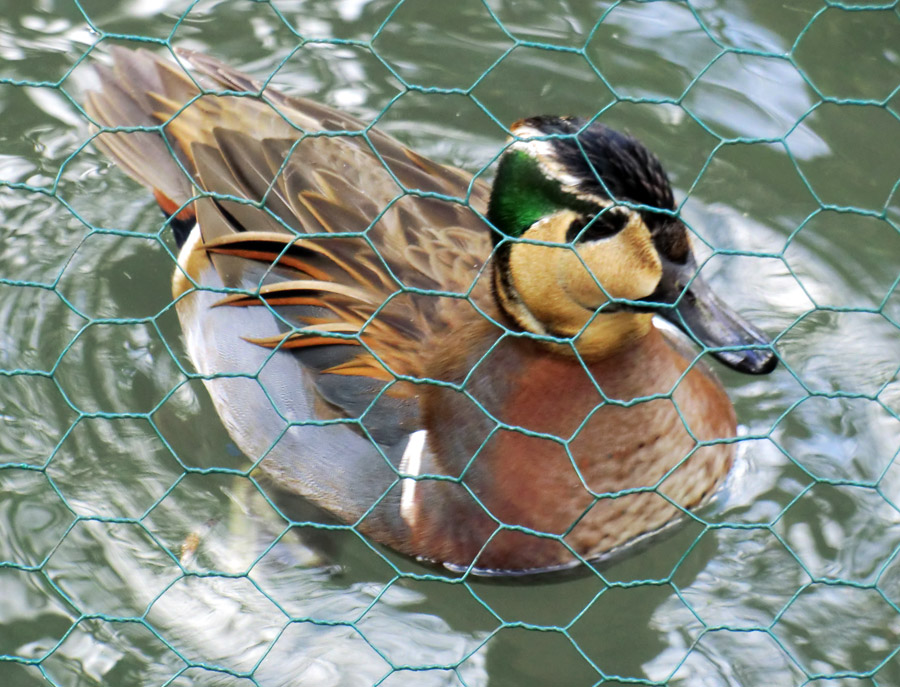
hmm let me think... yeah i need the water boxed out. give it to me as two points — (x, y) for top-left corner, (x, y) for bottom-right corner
(1, 0), (899, 685)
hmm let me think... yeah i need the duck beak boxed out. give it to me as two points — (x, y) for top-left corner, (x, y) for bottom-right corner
(652, 256), (778, 375)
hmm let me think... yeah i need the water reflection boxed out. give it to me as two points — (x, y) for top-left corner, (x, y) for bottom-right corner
(38, 485), (490, 686)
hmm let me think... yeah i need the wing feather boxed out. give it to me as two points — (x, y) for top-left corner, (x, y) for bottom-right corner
(86, 47), (497, 428)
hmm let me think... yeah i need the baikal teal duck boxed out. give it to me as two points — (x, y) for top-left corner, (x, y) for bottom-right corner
(84, 47), (777, 575)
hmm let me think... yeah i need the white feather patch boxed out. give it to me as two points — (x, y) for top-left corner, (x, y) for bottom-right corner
(399, 429), (428, 529)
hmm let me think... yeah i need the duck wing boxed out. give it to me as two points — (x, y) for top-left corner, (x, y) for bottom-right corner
(85, 47), (498, 435)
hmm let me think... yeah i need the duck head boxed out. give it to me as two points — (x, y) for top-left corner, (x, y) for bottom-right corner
(487, 115), (777, 375)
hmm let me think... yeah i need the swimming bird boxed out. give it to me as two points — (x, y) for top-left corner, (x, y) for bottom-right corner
(84, 47), (776, 573)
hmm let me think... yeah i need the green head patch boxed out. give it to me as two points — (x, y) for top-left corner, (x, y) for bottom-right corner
(486, 149), (595, 242)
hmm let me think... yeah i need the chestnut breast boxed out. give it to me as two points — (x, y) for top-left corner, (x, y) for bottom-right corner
(410, 326), (736, 570)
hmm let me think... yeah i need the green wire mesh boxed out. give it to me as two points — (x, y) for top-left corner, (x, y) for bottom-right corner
(1, 0), (900, 685)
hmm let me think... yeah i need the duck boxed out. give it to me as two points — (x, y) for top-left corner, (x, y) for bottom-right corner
(84, 46), (777, 574)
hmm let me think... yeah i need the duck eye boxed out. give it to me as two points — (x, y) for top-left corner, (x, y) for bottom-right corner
(565, 209), (630, 243)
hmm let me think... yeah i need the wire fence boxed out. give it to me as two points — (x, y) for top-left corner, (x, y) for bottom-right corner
(1, 0), (900, 685)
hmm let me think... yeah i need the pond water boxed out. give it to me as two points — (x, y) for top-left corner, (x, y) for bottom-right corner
(1, 0), (899, 685)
